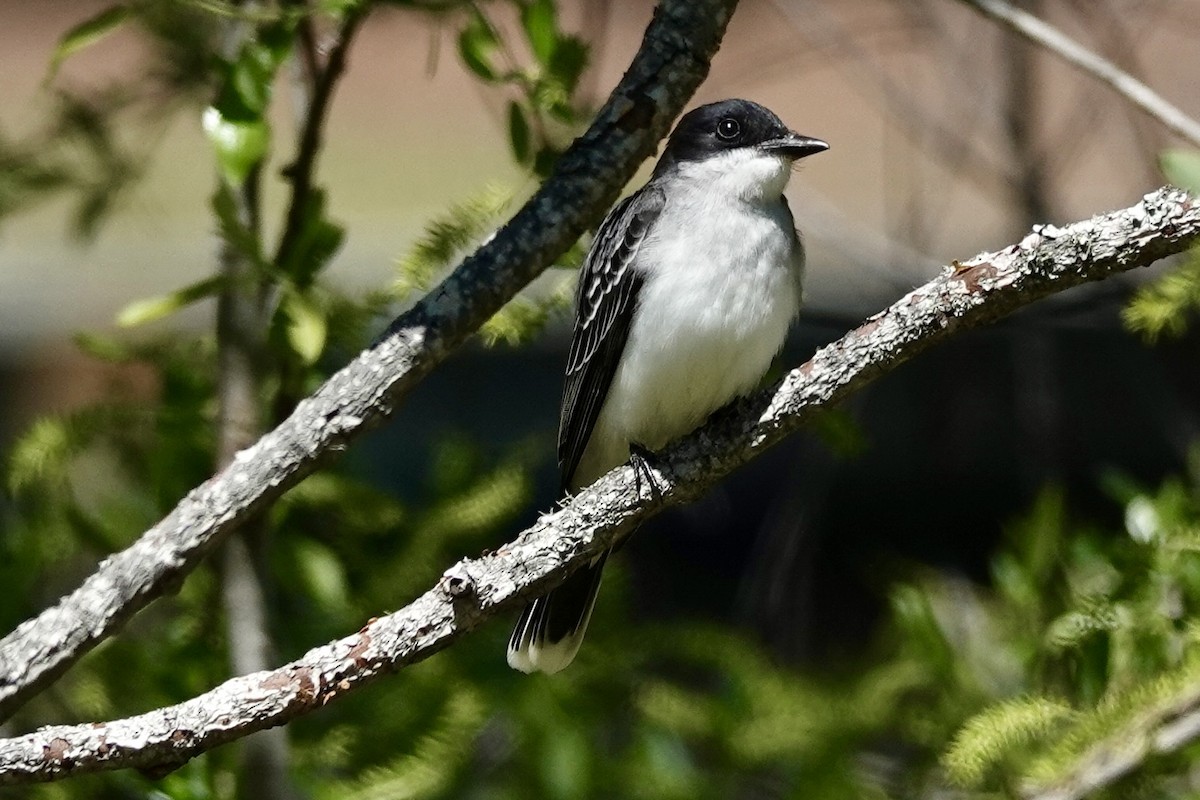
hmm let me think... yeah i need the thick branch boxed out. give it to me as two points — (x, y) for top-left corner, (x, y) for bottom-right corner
(0, 0), (739, 722)
(959, 0), (1200, 148)
(1, 187), (1196, 784)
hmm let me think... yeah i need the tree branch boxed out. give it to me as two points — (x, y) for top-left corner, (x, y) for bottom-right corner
(274, 6), (365, 270)
(773, 0), (1019, 202)
(958, 0), (1200, 149)
(1, 187), (1196, 784)
(0, 0), (740, 722)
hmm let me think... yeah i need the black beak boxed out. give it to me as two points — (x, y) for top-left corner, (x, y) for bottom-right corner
(759, 132), (829, 159)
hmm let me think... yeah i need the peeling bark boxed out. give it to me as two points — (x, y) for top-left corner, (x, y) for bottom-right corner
(1, 187), (1196, 784)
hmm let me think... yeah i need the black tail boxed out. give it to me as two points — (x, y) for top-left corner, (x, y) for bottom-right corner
(507, 552), (608, 673)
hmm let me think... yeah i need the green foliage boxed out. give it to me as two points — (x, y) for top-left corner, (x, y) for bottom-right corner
(280, 189), (347, 289)
(392, 0), (598, 349)
(335, 689), (488, 800)
(280, 287), (329, 365)
(480, 275), (574, 347)
(0, 2), (222, 239)
(116, 276), (227, 328)
(0, 92), (142, 239)
(943, 696), (1073, 786)
(452, 0), (591, 175)
(48, 5), (130, 79)
(457, 8), (501, 82)
(393, 186), (512, 299)
(1162, 149), (1200, 194)
(1123, 253), (1200, 341)
(7, 407), (116, 496)
(931, 469), (1200, 796)
(392, 183), (586, 349)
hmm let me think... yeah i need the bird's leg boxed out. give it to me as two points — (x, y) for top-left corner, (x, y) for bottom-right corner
(629, 442), (665, 502)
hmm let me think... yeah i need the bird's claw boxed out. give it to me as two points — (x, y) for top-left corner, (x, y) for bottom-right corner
(629, 442), (665, 502)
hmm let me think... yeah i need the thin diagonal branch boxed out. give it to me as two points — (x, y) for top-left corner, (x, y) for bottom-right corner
(0, 0), (740, 723)
(1, 186), (1196, 785)
(274, 5), (366, 270)
(959, 0), (1200, 148)
(774, 0), (1019, 201)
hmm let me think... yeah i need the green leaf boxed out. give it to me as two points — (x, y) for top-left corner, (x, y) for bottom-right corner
(73, 332), (135, 363)
(1045, 602), (1125, 652)
(318, 0), (362, 15)
(215, 27), (293, 121)
(202, 105), (268, 186)
(282, 290), (327, 364)
(508, 101), (531, 164)
(49, 5), (130, 79)
(282, 189), (345, 286)
(116, 276), (225, 327)
(458, 10), (500, 82)
(520, 0), (557, 65)
(533, 145), (560, 177)
(229, 59), (271, 119)
(1161, 149), (1200, 194)
(548, 35), (588, 94)
(8, 417), (74, 495)
(203, 29), (291, 185)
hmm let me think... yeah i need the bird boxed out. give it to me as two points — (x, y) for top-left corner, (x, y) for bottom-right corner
(507, 99), (828, 674)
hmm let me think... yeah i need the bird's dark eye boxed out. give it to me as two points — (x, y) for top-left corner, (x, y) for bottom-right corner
(716, 118), (740, 141)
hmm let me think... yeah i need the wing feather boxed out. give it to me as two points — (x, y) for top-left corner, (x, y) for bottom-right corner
(558, 186), (664, 491)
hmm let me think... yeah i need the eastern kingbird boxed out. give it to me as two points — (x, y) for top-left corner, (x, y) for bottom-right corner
(507, 99), (828, 674)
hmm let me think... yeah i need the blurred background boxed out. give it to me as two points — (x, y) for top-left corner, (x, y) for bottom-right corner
(3, 0), (1200, 798)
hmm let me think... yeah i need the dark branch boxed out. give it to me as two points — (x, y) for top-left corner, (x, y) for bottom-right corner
(1, 187), (1195, 784)
(274, 6), (366, 269)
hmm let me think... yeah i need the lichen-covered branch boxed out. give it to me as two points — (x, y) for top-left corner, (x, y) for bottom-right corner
(1, 187), (1195, 784)
(0, 0), (740, 722)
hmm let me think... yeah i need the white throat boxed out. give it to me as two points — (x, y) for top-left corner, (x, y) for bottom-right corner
(671, 149), (793, 204)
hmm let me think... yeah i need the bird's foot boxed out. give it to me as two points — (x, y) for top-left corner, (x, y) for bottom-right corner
(629, 442), (665, 502)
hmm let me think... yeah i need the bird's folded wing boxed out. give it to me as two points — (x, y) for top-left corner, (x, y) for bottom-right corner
(558, 186), (665, 492)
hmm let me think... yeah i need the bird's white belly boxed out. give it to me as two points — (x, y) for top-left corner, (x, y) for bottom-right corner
(572, 199), (802, 488)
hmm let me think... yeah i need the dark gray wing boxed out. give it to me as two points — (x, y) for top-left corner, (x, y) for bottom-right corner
(558, 186), (665, 492)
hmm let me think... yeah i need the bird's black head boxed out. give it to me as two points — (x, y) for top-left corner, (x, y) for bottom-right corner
(655, 99), (828, 174)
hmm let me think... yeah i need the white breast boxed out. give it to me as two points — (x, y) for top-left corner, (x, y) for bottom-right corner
(572, 152), (803, 488)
